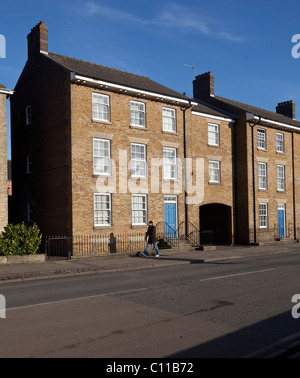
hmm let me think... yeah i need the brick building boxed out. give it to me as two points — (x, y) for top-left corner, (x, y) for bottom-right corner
(0, 85), (13, 232)
(11, 22), (235, 246)
(193, 72), (300, 244)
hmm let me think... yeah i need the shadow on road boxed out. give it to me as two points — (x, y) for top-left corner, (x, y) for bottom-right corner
(166, 310), (300, 358)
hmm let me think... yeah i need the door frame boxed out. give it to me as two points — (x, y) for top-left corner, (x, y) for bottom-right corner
(278, 203), (286, 238)
(164, 195), (178, 232)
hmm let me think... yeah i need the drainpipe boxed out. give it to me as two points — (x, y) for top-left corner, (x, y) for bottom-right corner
(182, 102), (193, 238)
(248, 118), (261, 244)
(250, 123), (257, 244)
(292, 132), (297, 240)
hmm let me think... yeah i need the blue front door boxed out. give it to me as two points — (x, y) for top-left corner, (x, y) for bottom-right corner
(278, 206), (285, 238)
(164, 200), (177, 238)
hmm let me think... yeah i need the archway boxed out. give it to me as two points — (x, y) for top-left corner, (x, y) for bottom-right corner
(199, 204), (232, 245)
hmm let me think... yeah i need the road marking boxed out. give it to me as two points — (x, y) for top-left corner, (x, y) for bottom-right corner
(6, 288), (148, 312)
(199, 268), (276, 282)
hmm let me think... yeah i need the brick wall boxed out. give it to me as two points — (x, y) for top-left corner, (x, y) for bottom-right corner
(246, 123), (297, 242)
(186, 110), (234, 244)
(11, 55), (72, 237)
(70, 84), (186, 236)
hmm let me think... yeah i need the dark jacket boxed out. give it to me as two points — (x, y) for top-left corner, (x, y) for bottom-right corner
(145, 225), (157, 244)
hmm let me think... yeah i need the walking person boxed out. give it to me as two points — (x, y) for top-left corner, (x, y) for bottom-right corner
(142, 221), (160, 257)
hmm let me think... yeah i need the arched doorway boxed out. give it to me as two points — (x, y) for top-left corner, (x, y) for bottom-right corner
(199, 204), (232, 245)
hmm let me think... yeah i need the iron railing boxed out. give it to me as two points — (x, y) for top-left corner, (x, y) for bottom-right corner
(45, 221), (204, 260)
(156, 221), (179, 248)
(249, 223), (298, 243)
(45, 233), (147, 260)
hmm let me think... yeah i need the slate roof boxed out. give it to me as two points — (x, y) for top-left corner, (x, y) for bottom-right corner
(46, 52), (191, 101)
(192, 100), (236, 120)
(215, 95), (300, 128)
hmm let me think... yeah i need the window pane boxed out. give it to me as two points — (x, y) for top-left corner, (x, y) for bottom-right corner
(209, 161), (220, 183)
(93, 94), (110, 121)
(259, 203), (268, 228)
(132, 195), (147, 225)
(163, 148), (177, 180)
(277, 165), (285, 191)
(208, 123), (219, 146)
(276, 133), (284, 153)
(131, 144), (147, 177)
(257, 130), (266, 149)
(131, 101), (145, 127)
(93, 139), (110, 175)
(258, 162), (267, 189)
(163, 108), (176, 132)
(94, 194), (111, 226)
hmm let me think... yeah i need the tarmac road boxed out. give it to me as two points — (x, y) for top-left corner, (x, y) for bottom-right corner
(0, 247), (299, 358)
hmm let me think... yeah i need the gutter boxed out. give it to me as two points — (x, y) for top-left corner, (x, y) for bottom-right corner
(0, 88), (14, 97)
(251, 114), (300, 132)
(71, 72), (198, 106)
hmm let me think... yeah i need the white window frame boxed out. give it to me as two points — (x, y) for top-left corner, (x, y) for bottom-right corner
(163, 107), (176, 133)
(277, 165), (285, 191)
(130, 101), (146, 128)
(93, 139), (111, 176)
(132, 194), (147, 226)
(209, 160), (221, 183)
(92, 93), (110, 122)
(259, 203), (268, 229)
(131, 143), (147, 178)
(163, 147), (177, 180)
(94, 193), (112, 227)
(26, 105), (32, 125)
(257, 129), (266, 150)
(258, 162), (267, 190)
(276, 133), (284, 153)
(208, 123), (220, 146)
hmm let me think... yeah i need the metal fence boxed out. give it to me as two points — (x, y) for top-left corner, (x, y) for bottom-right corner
(249, 223), (299, 244)
(45, 221), (204, 260)
(45, 233), (148, 260)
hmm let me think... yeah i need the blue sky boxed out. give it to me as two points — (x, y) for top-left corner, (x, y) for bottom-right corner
(1, 0), (300, 158)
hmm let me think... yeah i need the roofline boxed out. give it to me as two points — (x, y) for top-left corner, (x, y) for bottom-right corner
(192, 110), (235, 123)
(247, 112), (300, 132)
(71, 73), (198, 107)
(0, 88), (14, 96)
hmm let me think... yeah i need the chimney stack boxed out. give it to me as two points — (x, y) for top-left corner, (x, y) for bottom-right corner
(193, 72), (215, 99)
(276, 100), (295, 120)
(27, 21), (48, 60)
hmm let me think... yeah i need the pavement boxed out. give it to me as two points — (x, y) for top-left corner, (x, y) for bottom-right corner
(0, 242), (299, 284)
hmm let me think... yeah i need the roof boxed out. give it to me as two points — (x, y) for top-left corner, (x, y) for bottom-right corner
(192, 100), (236, 120)
(216, 95), (300, 128)
(46, 52), (191, 102)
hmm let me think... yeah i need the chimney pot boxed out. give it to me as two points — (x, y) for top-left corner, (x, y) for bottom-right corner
(193, 71), (214, 99)
(27, 21), (48, 60)
(276, 100), (296, 120)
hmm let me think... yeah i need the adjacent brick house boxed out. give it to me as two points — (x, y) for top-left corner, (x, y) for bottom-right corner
(0, 85), (13, 232)
(193, 72), (300, 244)
(11, 22), (236, 246)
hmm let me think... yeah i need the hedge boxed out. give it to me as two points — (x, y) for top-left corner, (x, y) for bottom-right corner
(0, 223), (42, 256)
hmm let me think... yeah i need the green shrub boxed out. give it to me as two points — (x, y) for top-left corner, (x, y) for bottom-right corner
(0, 223), (42, 256)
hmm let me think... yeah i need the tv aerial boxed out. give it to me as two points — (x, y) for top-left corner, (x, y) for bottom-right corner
(184, 64), (197, 77)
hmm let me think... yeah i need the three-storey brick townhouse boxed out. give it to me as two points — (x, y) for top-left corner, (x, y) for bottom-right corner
(11, 22), (235, 249)
(0, 84), (13, 232)
(193, 72), (300, 244)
